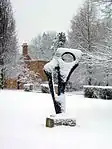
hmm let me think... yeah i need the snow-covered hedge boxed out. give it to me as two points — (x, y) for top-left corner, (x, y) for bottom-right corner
(41, 84), (49, 93)
(84, 86), (112, 100)
(24, 83), (33, 92)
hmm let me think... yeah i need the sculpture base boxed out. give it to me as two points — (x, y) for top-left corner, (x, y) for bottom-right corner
(46, 114), (76, 128)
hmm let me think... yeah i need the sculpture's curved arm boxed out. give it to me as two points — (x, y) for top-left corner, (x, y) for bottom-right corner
(66, 63), (79, 83)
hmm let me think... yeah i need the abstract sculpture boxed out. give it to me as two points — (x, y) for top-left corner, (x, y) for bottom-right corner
(44, 48), (82, 114)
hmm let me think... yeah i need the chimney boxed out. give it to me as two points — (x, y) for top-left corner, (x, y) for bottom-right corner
(22, 43), (28, 57)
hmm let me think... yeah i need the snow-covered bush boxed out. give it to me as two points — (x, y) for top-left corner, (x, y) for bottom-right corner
(41, 84), (49, 93)
(24, 83), (33, 92)
(84, 86), (112, 99)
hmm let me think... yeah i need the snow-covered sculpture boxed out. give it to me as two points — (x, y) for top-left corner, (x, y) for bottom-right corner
(44, 48), (82, 114)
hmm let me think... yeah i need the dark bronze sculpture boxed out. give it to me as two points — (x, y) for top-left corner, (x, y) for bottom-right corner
(44, 48), (82, 114)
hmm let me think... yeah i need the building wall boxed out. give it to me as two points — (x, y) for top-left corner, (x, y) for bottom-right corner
(5, 79), (23, 89)
(25, 60), (48, 81)
(22, 43), (48, 81)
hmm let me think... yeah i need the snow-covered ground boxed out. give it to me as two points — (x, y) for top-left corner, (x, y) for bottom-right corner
(0, 90), (112, 149)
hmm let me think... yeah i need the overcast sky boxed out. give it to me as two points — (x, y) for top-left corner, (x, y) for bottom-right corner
(11, 0), (84, 45)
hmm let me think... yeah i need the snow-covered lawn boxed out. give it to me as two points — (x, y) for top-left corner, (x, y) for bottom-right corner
(0, 90), (112, 149)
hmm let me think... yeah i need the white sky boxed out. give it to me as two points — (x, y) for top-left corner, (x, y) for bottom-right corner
(11, 0), (84, 45)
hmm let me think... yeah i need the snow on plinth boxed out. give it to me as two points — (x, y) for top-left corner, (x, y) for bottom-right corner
(46, 113), (76, 128)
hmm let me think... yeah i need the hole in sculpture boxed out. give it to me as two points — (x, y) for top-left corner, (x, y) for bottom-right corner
(61, 52), (76, 62)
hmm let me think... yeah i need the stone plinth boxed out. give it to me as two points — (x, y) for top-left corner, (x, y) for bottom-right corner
(46, 114), (76, 128)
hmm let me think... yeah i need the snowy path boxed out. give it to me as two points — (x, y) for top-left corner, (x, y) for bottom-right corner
(0, 90), (112, 149)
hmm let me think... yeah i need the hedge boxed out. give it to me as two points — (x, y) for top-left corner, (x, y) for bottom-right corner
(84, 85), (112, 100)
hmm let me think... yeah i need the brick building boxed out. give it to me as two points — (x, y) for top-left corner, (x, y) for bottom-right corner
(5, 43), (48, 89)
(22, 43), (47, 80)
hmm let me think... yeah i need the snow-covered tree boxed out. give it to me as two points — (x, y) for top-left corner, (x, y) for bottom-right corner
(29, 31), (67, 62)
(93, 0), (112, 18)
(68, 0), (102, 86)
(93, 0), (112, 86)
(17, 64), (42, 89)
(68, 0), (100, 52)
(51, 32), (67, 52)
(9, 57), (42, 89)
(67, 0), (112, 89)
(0, 0), (18, 89)
(50, 32), (67, 84)
(29, 31), (57, 61)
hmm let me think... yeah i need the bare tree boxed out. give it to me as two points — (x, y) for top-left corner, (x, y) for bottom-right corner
(68, 0), (102, 52)
(67, 0), (112, 89)
(68, 0), (102, 86)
